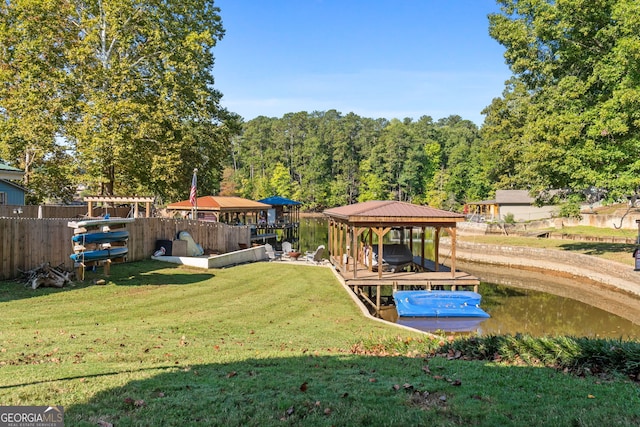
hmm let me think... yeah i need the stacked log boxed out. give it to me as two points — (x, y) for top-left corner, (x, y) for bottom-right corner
(19, 263), (73, 289)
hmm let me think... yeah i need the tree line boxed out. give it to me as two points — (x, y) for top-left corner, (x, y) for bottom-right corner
(222, 112), (488, 211)
(2, 0), (639, 214)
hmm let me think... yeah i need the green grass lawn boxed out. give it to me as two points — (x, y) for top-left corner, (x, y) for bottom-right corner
(1, 260), (639, 426)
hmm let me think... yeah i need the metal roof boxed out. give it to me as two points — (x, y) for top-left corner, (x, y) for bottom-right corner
(166, 196), (271, 211)
(324, 200), (464, 226)
(0, 162), (24, 180)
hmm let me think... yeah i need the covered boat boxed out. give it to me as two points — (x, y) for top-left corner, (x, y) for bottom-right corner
(364, 244), (414, 273)
(393, 290), (490, 318)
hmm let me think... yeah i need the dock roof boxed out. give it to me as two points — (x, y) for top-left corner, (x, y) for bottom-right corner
(166, 196), (271, 212)
(323, 200), (463, 227)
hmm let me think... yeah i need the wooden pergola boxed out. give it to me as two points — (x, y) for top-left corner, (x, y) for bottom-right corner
(324, 200), (466, 279)
(84, 196), (155, 218)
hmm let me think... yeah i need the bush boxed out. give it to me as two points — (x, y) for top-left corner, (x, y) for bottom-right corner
(559, 201), (582, 219)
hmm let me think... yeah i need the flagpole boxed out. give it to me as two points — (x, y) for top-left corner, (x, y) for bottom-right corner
(190, 168), (198, 220)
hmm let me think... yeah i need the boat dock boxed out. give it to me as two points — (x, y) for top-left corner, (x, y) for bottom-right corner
(333, 255), (480, 317)
(322, 200), (482, 318)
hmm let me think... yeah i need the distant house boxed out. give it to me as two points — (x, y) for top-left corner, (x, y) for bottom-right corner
(0, 162), (26, 205)
(465, 190), (558, 222)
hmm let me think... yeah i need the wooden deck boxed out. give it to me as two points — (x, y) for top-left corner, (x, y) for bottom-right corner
(332, 255), (480, 317)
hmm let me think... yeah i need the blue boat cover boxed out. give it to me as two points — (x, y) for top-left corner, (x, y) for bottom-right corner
(393, 290), (490, 318)
(257, 195), (302, 206)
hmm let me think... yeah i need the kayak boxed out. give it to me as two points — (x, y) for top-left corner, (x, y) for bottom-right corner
(69, 247), (128, 262)
(71, 230), (129, 244)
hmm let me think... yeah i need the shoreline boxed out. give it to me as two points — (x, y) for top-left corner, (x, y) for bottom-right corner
(444, 239), (640, 297)
(444, 241), (640, 325)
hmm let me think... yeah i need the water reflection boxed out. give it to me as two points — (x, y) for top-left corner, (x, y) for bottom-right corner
(300, 216), (640, 339)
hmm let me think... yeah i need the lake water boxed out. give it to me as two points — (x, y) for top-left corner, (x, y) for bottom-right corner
(300, 217), (640, 339)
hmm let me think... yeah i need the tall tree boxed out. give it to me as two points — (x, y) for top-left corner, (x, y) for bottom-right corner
(0, 0), (236, 202)
(0, 0), (77, 202)
(487, 0), (640, 200)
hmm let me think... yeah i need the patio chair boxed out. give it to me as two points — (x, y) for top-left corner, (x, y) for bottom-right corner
(264, 243), (280, 261)
(281, 241), (293, 260)
(305, 245), (325, 264)
(282, 241), (294, 253)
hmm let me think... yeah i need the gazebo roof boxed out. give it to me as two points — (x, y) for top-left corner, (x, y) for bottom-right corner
(258, 195), (302, 206)
(323, 200), (464, 227)
(166, 196), (271, 212)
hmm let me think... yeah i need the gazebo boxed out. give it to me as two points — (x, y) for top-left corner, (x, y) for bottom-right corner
(323, 201), (479, 314)
(166, 196), (271, 224)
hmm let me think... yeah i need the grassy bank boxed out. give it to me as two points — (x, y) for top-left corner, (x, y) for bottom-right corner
(1, 260), (639, 426)
(460, 225), (637, 266)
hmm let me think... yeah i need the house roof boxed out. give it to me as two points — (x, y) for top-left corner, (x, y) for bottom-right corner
(323, 200), (464, 227)
(495, 190), (534, 204)
(166, 196), (271, 212)
(0, 162), (24, 180)
(258, 195), (302, 206)
(467, 190), (534, 206)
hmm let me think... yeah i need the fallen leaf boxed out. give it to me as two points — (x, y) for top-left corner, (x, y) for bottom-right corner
(324, 408), (331, 415)
(286, 406), (295, 416)
(392, 384), (400, 391)
(341, 392), (349, 398)
(452, 379), (462, 386)
(300, 382), (308, 392)
(134, 399), (146, 407)
(588, 394), (596, 399)
(422, 365), (431, 374)
(97, 420), (113, 427)
(226, 371), (237, 378)
(369, 378), (377, 382)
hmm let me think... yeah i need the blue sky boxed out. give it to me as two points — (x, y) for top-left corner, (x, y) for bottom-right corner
(213, 1), (512, 125)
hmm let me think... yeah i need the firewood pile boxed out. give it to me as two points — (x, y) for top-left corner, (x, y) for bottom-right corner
(19, 263), (74, 289)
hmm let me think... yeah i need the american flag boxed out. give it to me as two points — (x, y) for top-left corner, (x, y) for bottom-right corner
(189, 170), (197, 206)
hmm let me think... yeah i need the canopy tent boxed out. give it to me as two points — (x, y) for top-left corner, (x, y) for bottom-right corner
(258, 196), (301, 206)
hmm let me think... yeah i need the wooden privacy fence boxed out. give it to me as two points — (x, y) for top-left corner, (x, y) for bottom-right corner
(0, 218), (250, 280)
